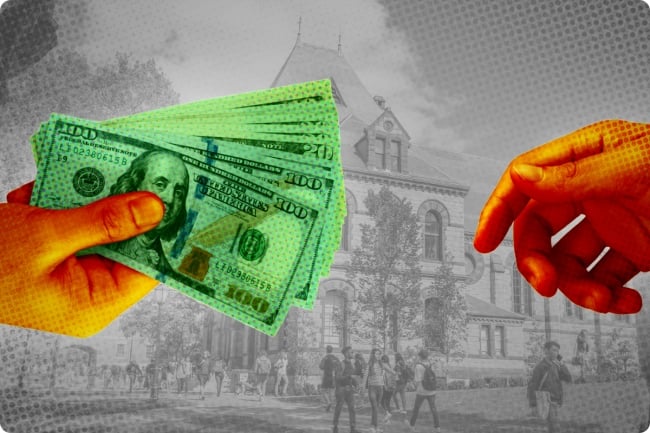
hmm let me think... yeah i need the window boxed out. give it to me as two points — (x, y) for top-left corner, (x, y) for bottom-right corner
(494, 326), (505, 357)
(323, 291), (346, 347)
(479, 325), (491, 356)
(565, 298), (573, 317)
(146, 345), (154, 359)
(390, 140), (401, 172)
(512, 264), (533, 316)
(375, 137), (386, 169)
(576, 306), (584, 320)
(116, 344), (125, 357)
(424, 211), (442, 260)
(424, 297), (444, 351)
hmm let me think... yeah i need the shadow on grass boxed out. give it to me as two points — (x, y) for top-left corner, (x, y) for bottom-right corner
(435, 410), (604, 433)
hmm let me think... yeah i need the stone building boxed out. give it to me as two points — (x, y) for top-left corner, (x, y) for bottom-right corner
(197, 38), (638, 381)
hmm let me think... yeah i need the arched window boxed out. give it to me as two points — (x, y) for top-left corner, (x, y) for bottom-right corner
(512, 263), (533, 316)
(322, 290), (346, 348)
(424, 211), (442, 260)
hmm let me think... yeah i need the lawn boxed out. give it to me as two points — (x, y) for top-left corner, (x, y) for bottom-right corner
(401, 379), (650, 433)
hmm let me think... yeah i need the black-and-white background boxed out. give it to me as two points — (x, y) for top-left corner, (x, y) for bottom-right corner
(1, 1), (650, 432)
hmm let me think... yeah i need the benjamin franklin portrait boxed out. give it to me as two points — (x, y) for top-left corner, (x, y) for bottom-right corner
(107, 149), (190, 273)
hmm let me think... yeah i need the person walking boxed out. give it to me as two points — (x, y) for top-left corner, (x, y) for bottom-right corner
(274, 351), (289, 397)
(392, 353), (410, 414)
(213, 355), (225, 397)
(332, 346), (361, 433)
(362, 348), (391, 433)
(320, 345), (338, 412)
(406, 349), (441, 433)
(197, 351), (211, 400)
(380, 354), (397, 422)
(353, 352), (367, 410)
(125, 361), (141, 394)
(175, 357), (190, 395)
(527, 341), (573, 433)
(255, 350), (272, 401)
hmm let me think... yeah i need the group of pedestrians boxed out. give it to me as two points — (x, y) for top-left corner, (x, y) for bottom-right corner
(245, 350), (290, 400)
(320, 345), (441, 433)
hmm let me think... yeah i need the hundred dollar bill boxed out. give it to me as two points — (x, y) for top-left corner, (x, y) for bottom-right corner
(104, 79), (336, 123)
(119, 130), (345, 309)
(103, 101), (339, 128)
(30, 115), (329, 335)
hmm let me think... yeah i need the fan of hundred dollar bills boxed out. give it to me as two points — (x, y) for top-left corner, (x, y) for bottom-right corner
(29, 79), (344, 336)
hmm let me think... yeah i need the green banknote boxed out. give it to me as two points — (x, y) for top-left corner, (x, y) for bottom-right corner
(103, 101), (340, 128)
(30, 115), (329, 335)
(119, 130), (345, 308)
(104, 79), (335, 123)
(30, 122), (345, 311)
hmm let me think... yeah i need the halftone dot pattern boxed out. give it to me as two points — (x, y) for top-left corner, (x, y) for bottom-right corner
(380, 1), (650, 432)
(1, 0), (650, 432)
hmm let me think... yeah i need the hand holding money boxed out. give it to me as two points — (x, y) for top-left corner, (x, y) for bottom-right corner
(1, 182), (164, 337)
(21, 79), (344, 336)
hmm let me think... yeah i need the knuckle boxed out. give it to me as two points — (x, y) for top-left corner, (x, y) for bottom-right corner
(99, 206), (130, 242)
(560, 161), (577, 179)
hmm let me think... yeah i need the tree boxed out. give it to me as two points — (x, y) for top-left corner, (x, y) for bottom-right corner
(525, 322), (547, 375)
(279, 308), (321, 394)
(345, 186), (422, 352)
(601, 328), (639, 380)
(422, 253), (467, 371)
(119, 288), (207, 365)
(0, 48), (179, 156)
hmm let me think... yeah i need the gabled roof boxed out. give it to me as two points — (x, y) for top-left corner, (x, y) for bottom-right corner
(271, 40), (473, 193)
(466, 295), (526, 321)
(271, 41), (384, 126)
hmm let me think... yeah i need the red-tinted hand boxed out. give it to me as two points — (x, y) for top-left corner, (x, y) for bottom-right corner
(1, 181), (164, 337)
(475, 120), (649, 314)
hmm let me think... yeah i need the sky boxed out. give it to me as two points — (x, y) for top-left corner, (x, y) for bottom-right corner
(0, 0), (630, 163)
(42, 0), (650, 161)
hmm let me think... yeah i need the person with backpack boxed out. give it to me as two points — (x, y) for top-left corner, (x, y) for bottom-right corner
(406, 349), (440, 433)
(319, 345), (339, 412)
(392, 352), (410, 414)
(255, 350), (272, 401)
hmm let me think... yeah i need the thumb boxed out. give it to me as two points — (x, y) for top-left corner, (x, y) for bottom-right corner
(35, 192), (164, 267)
(510, 145), (648, 203)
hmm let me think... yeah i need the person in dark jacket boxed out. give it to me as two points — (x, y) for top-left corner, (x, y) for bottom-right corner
(320, 345), (339, 412)
(332, 346), (361, 433)
(527, 341), (572, 433)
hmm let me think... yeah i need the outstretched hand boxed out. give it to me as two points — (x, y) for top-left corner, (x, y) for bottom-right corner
(475, 120), (649, 314)
(1, 181), (164, 337)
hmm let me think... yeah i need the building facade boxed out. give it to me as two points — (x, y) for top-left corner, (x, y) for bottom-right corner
(63, 39), (638, 383)
(196, 39), (638, 380)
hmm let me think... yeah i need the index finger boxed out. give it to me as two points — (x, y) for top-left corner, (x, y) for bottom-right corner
(474, 120), (619, 253)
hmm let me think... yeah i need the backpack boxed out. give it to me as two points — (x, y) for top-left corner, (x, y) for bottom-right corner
(418, 362), (437, 391)
(403, 365), (415, 382)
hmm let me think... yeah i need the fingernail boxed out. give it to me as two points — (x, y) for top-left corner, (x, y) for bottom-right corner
(129, 196), (164, 228)
(512, 164), (543, 182)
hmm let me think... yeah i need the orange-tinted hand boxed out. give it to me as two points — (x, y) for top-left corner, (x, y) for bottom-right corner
(2, 181), (164, 337)
(475, 120), (650, 314)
